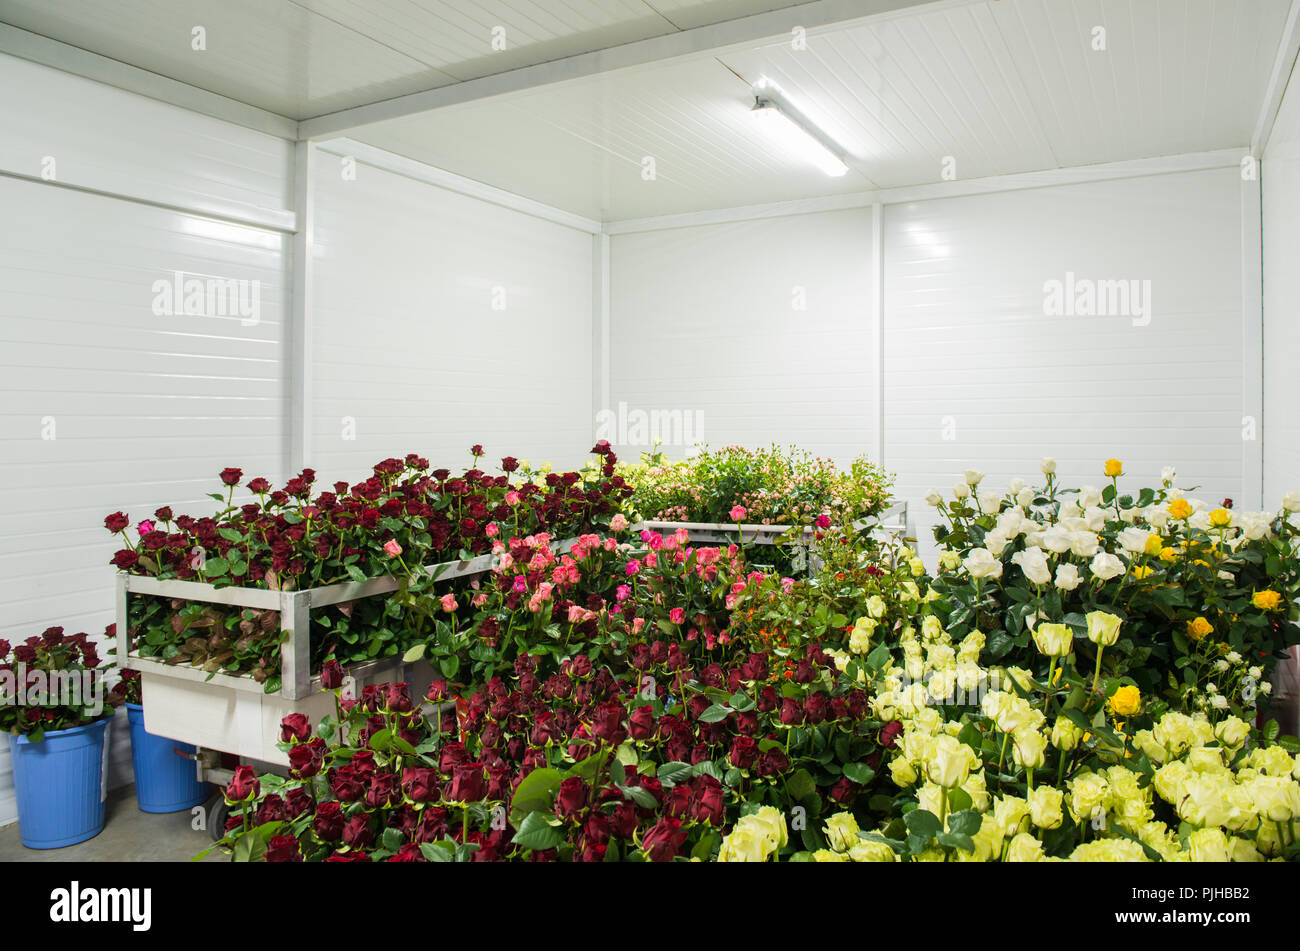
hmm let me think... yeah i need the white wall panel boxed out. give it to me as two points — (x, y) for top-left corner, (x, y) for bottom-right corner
(1264, 74), (1300, 508)
(0, 53), (293, 225)
(0, 56), (292, 826)
(310, 161), (594, 482)
(883, 168), (1244, 561)
(608, 209), (875, 464)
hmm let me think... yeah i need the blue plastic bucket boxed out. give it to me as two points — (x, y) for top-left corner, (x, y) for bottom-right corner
(125, 703), (208, 813)
(8, 718), (110, 849)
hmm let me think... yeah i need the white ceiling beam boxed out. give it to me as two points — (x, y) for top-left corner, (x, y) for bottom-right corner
(296, 0), (974, 141)
(0, 23), (298, 139)
(1252, 0), (1300, 157)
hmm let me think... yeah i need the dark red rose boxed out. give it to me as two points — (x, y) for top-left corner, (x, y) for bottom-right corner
(501, 457), (519, 472)
(384, 683), (412, 712)
(285, 786), (313, 817)
(324, 850), (371, 862)
(365, 772), (398, 810)
(554, 777), (588, 820)
(401, 767), (440, 803)
(878, 720), (904, 748)
(289, 738), (325, 778)
(728, 736), (759, 770)
(439, 742), (469, 774)
(426, 679), (449, 702)
(225, 765), (259, 802)
(388, 843), (426, 862)
(342, 815), (374, 850)
(734, 711), (759, 735)
(756, 748), (789, 776)
(691, 777), (725, 825)
(219, 467), (243, 486)
(328, 766), (365, 803)
(153, 506), (173, 522)
(666, 784), (693, 818)
(417, 807), (450, 843)
(829, 777), (857, 804)
(628, 705), (656, 741)
(313, 801), (345, 841)
(247, 477), (272, 493)
(104, 512), (130, 533)
(779, 698), (804, 726)
(757, 685), (777, 712)
(590, 702), (626, 744)
(805, 694), (829, 724)
(265, 834), (302, 862)
(447, 763), (488, 802)
(279, 713), (311, 743)
(110, 549), (139, 570)
(641, 816), (687, 862)
(320, 659), (344, 690)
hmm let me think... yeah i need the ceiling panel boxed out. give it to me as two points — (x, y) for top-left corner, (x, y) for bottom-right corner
(353, 0), (1291, 220)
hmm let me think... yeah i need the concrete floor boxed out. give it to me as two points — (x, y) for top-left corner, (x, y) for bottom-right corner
(0, 785), (225, 862)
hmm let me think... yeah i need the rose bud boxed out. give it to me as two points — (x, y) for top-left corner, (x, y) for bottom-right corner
(641, 816), (687, 862)
(666, 784), (693, 818)
(627, 705), (656, 741)
(342, 815), (374, 850)
(728, 736), (759, 770)
(264, 834), (302, 863)
(401, 767), (440, 804)
(446, 763), (488, 802)
(385, 683), (413, 712)
(219, 467), (243, 486)
(313, 801), (345, 841)
(319, 659), (345, 691)
(284, 786), (313, 817)
(554, 777), (588, 821)
(779, 698), (804, 726)
(691, 777), (725, 825)
(279, 713), (311, 744)
(328, 766), (365, 803)
(756, 748), (789, 776)
(365, 773), (398, 810)
(426, 679), (449, 702)
(225, 765), (260, 803)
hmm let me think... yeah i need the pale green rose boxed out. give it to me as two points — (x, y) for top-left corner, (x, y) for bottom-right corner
(1028, 786), (1064, 830)
(1004, 832), (1046, 862)
(823, 812), (860, 853)
(1085, 610), (1122, 646)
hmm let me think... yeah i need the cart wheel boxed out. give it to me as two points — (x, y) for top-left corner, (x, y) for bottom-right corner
(207, 794), (230, 842)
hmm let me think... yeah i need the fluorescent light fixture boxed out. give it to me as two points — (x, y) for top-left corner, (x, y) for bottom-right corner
(749, 80), (849, 177)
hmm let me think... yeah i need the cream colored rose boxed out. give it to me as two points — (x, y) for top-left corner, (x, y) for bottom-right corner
(1032, 622), (1073, 658)
(1004, 832), (1045, 862)
(1085, 610), (1122, 646)
(1089, 551), (1125, 580)
(927, 734), (978, 788)
(1054, 563), (1082, 591)
(1011, 546), (1052, 586)
(823, 812), (860, 852)
(1041, 457), (1057, 475)
(963, 548), (1003, 580)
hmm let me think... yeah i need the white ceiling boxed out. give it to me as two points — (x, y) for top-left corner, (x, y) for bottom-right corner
(1, 0), (1294, 220)
(0, 0), (814, 118)
(354, 0), (1293, 218)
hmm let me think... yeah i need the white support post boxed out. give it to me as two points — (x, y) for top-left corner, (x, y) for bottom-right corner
(1242, 170), (1265, 510)
(289, 141), (317, 478)
(592, 232), (611, 443)
(871, 202), (885, 467)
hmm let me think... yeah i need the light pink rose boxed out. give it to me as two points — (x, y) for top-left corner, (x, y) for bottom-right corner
(609, 513), (629, 532)
(730, 506), (746, 522)
(485, 522), (499, 538)
(383, 539), (403, 557)
(440, 594), (457, 612)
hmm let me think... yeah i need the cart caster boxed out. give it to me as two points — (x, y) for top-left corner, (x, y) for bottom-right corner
(206, 793), (231, 842)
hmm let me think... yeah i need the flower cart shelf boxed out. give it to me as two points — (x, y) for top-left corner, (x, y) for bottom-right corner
(113, 541), (577, 776)
(637, 501), (912, 550)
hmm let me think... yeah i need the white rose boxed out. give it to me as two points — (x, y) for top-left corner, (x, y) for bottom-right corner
(1041, 457), (1057, 475)
(1079, 485), (1101, 508)
(965, 469), (985, 486)
(1283, 491), (1300, 513)
(984, 530), (1010, 557)
(1145, 506), (1169, 529)
(1240, 512), (1272, 541)
(1016, 487), (1036, 508)
(953, 482), (970, 500)
(924, 488), (943, 507)
(1089, 551), (1125, 581)
(1116, 527), (1150, 555)
(1011, 546), (1052, 586)
(1008, 478), (1025, 495)
(1188, 510), (1212, 532)
(1054, 563), (1082, 591)
(1069, 531), (1100, 558)
(963, 548), (1004, 580)
(978, 492), (1001, 514)
(1083, 506), (1107, 532)
(1161, 466), (1176, 487)
(1042, 526), (1073, 554)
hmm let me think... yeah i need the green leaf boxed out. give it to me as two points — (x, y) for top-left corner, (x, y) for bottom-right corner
(656, 761), (693, 786)
(621, 784), (658, 809)
(402, 643), (426, 662)
(903, 808), (942, 840)
(204, 558), (229, 578)
(785, 767), (816, 801)
(508, 767), (564, 827)
(511, 811), (564, 851)
(381, 827), (405, 852)
(936, 831), (975, 852)
(842, 762), (875, 785)
(946, 808), (981, 837)
(345, 564), (367, 584)
(420, 841), (455, 862)
(698, 703), (731, 723)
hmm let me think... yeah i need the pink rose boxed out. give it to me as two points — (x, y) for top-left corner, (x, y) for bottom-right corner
(729, 506), (746, 522)
(669, 608), (686, 625)
(610, 513), (629, 532)
(440, 594), (458, 613)
(616, 585), (631, 602)
(506, 492), (520, 506)
(625, 560), (640, 577)
(485, 522), (499, 538)
(816, 514), (831, 529)
(383, 539), (403, 557)
(137, 520), (155, 535)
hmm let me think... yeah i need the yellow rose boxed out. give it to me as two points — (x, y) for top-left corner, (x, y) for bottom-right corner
(748, 805), (789, 851)
(812, 848), (850, 862)
(927, 734), (978, 788)
(1143, 534), (1164, 556)
(1188, 827), (1231, 863)
(823, 812), (860, 853)
(1130, 565), (1153, 579)
(1108, 685), (1142, 717)
(1028, 786), (1064, 830)
(1159, 546), (1178, 563)
(1209, 508), (1231, 528)
(1085, 611), (1122, 647)
(909, 557), (925, 577)
(1050, 716), (1084, 753)
(1012, 728), (1048, 770)
(1104, 458), (1124, 478)
(1213, 716), (1250, 749)
(847, 839), (898, 862)
(1004, 832), (1045, 862)
(1032, 622), (1074, 658)
(716, 822), (770, 862)
(1167, 498), (1193, 520)
(1252, 590), (1283, 611)
(1186, 616), (1213, 640)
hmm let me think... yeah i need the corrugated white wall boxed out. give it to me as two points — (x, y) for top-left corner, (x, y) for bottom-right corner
(883, 169), (1245, 559)
(1264, 76), (1300, 509)
(0, 53), (294, 825)
(608, 209), (876, 465)
(310, 156), (595, 482)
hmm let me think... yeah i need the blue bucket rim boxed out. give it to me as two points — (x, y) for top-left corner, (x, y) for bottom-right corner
(9, 716), (112, 746)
